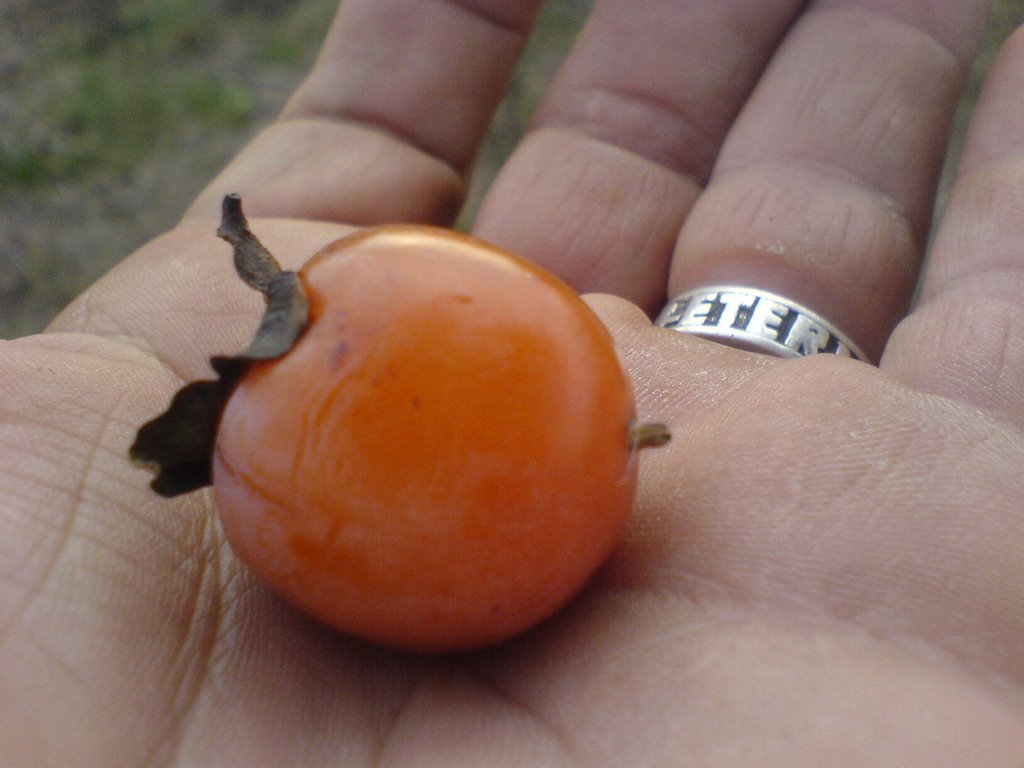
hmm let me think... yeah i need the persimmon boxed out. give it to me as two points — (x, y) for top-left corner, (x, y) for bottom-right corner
(132, 195), (668, 652)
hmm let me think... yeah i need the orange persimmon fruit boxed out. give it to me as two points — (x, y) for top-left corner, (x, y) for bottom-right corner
(131, 197), (668, 652)
(210, 225), (651, 652)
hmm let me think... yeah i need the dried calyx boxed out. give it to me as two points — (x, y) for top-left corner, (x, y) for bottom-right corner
(130, 197), (671, 498)
(129, 194), (309, 497)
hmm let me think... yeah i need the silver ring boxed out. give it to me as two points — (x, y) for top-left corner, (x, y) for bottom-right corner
(655, 285), (867, 361)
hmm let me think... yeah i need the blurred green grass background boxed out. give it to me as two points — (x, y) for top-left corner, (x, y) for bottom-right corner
(0, 0), (1021, 338)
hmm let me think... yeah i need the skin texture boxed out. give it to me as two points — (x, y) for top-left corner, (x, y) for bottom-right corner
(1, 0), (1023, 765)
(214, 227), (638, 651)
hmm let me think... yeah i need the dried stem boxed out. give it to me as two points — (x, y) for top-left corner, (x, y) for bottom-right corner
(629, 421), (672, 450)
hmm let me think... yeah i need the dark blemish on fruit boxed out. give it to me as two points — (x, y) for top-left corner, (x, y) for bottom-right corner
(331, 341), (349, 368)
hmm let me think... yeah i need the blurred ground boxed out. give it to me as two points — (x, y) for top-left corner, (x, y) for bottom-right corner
(0, 0), (1021, 338)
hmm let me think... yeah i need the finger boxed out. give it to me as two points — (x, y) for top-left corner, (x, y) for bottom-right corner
(882, 25), (1024, 428)
(589, 298), (1024, 684)
(668, 0), (990, 363)
(584, 293), (779, 415)
(187, 0), (543, 225)
(473, 0), (804, 312)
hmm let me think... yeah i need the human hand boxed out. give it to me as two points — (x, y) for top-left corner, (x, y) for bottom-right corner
(3, 1), (1023, 765)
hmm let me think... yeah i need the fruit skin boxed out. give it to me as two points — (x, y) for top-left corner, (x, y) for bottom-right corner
(213, 226), (638, 652)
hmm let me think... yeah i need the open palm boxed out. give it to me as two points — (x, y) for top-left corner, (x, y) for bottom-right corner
(3, 1), (1023, 765)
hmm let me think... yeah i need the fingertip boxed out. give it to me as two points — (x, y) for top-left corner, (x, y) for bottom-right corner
(582, 292), (678, 364)
(582, 292), (653, 329)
